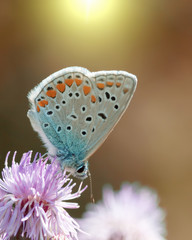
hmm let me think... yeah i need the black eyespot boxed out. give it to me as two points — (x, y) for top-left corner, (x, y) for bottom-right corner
(105, 92), (110, 99)
(99, 78), (104, 82)
(81, 130), (87, 136)
(70, 114), (77, 119)
(37, 98), (41, 102)
(67, 75), (72, 79)
(41, 96), (45, 99)
(67, 125), (72, 131)
(114, 104), (119, 110)
(98, 113), (107, 120)
(62, 100), (66, 105)
(44, 123), (49, 128)
(92, 127), (95, 132)
(47, 111), (53, 116)
(57, 126), (61, 132)
(47, 86), (53, 90)
(111, 96), (116, 101)
(81, 106), (86, 112)
(57, 80), (62, 84)
(69, 93), (73, 97)
(76, 75), (81, 78)
(75, 92), (80, 97)
(86, 116), (92, 122)
(55, 105), (60, 110)
(98, 96), (102, 102)
(77, 165), (85, 173)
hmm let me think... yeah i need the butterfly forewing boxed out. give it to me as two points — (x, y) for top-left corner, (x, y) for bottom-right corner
(28, 68), (99, 158)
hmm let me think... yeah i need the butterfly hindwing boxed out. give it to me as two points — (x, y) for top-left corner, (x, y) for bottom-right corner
(83, 71), (137, 157)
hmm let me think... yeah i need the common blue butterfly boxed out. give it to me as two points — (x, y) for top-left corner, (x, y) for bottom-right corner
(27, 67), (137, 179)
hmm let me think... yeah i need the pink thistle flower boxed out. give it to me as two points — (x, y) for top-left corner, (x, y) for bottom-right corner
(79, 183), (166, 240)
(0, 151), (87, 240)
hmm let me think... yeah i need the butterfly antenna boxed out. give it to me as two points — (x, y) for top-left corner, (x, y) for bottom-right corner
(88, 170), (95, 203)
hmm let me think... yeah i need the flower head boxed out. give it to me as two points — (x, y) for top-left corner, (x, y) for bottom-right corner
(79, 183), (166, 240)
(0, 151), (86, 240)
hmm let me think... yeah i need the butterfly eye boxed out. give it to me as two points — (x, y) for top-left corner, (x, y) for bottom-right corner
(77, 165), (85, 174)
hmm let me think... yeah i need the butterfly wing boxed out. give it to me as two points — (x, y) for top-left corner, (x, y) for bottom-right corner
(27, 67), (137, 174)
(81, 70), (137, 158)
(28, 67), (94, 158)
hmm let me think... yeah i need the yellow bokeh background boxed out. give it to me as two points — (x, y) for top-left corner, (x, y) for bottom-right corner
(0, 1), (192, 239)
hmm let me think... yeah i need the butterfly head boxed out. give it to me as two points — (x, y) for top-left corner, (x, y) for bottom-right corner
(57, 149), (89, 180)
(64, 161), (89, 180)
(75, 161), (89, 179)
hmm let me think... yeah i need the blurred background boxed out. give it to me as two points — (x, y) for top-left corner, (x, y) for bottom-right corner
(0, 1), (192, 239)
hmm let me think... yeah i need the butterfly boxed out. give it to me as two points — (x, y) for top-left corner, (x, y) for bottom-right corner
(27, 67), (137, 179)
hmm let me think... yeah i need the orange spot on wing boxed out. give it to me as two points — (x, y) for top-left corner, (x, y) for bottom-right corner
(75, 79), (82, 86)
(123, 88), (129, 94)
(97, 83), (105, 89)
(83, 85), (91, 96)
(91, 95), (96, 103)
(65, 79), (74, 87)
(106, 81), (114, 87)
(116, 82), (121, 87)
(46, 90), (57, 98)
(56, 83), (65, 93)
(37, 105), (40, 112)
(38, 100), (48, 107)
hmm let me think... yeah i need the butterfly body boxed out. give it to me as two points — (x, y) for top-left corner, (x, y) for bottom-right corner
(28, 67), (137, 179)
